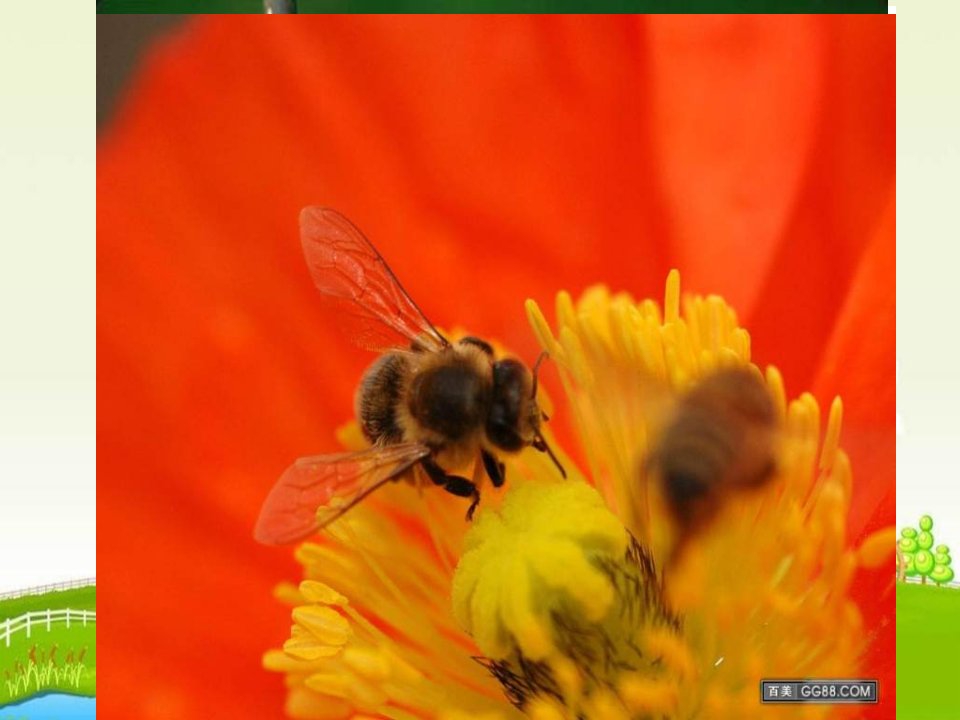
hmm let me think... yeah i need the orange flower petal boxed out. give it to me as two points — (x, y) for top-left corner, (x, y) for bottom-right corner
(744, 17), (895, 393)
(647, 16), (825, 315)
(811, 192), (895, 714)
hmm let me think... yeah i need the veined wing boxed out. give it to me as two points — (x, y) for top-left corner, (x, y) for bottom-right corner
(300, 207), (449, 353)
(254, 442), (431, 545)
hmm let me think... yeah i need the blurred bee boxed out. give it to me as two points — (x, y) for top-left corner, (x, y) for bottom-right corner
(647, 366), (777, 553)
(255, 207), (565, 545)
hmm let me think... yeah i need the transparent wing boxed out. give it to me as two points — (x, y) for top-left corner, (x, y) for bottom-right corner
(254, 442), (431, 545)
(300, 207), (449, 353)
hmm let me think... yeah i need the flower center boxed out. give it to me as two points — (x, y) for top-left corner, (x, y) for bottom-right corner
(453, 482), (690, 718)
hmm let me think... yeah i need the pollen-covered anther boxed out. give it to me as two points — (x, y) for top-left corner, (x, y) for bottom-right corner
(641, 626), (697, 680)
(857, 526), (896, 568)
(617, 673), (680, 715)
(525, 699), (567, 720)
(291, 605), (351, 647)
(283, 625), (343, 661)
(300, 579), (349, 605)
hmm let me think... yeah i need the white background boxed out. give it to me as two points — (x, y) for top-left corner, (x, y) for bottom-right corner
(0, 3), (95, 591)
(896, 1), (960, 554)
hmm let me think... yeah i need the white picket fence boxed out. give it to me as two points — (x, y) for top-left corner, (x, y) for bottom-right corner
(1, 609), (96, 648)
(0, 577), (95, 602)
(902, 575), (960, 589)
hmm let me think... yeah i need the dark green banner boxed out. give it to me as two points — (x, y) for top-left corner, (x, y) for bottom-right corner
(98, 0), (888, 12)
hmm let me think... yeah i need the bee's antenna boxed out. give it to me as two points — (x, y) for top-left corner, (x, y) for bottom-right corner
(530, 351), (549, 399)
(533, 432), (566, 479)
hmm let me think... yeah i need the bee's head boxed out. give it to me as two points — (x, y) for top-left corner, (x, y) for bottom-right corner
(486, 352), (566, 477)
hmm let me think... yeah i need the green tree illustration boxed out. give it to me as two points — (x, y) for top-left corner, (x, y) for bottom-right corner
(915, 515), (936, 584)
(899, 515), (954, 586)
(898, 526), (919, 581)
(931, 543), (954, 586)
(897, 515), (954, 587)
(915, 549), (935, 583)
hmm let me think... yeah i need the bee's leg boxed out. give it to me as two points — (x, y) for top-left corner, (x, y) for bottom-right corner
(481, 450), (506, 488)
(421, 456), (481, 520)
(465, 491), (482, 521)
(421, 456), (450, 486)
(411, 464), (427, 496)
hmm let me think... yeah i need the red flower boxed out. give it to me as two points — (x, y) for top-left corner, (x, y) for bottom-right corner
(98, 15), (894, 719)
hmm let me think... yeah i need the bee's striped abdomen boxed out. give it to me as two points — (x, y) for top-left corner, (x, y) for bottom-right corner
(356, 352), (409, 444)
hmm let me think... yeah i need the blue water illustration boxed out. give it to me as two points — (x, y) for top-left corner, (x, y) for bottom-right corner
(0, 693), (95, 719)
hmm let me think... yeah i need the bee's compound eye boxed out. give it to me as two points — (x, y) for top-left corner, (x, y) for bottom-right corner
(492, 358), (528, 387)
(487, 418), (524, 452)
(487, 359), (528, 452)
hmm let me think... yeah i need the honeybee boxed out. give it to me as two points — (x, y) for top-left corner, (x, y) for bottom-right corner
(647, 366), (777, 549)
(255, 207), (564, 545)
